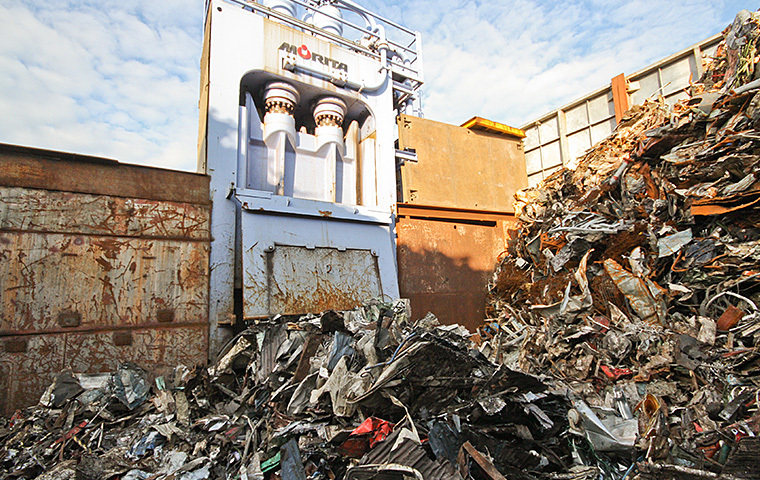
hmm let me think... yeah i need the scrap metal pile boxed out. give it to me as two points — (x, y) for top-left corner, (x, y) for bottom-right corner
(2, 300), (578, 480)
(485, 9), (760, 480)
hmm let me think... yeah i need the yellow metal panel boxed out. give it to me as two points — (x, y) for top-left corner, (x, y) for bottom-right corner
(461, 116), (526, 139)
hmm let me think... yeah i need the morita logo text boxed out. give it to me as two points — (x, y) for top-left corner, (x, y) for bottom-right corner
(279, 43), (348, 72)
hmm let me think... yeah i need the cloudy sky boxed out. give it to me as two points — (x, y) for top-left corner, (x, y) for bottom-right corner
(0, 0), (755, 172)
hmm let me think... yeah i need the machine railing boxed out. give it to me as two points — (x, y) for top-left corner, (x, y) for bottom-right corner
(205, 0), (424, 86)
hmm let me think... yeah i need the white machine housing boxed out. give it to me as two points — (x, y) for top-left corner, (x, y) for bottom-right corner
(199, 0), (423, 355)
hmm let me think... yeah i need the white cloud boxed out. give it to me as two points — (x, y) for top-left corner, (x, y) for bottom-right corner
(366, 0), (756, 127)
(0, 0), (755, 172)
(0, 0), (203, 171)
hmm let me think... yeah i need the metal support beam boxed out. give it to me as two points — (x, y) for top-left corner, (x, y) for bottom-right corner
(611, 73), (630, 124)
(557, 109), (570, 166)
(693, 46), (704, 80)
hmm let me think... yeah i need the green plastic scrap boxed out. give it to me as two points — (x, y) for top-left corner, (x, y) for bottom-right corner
(261, 452), (281, 473)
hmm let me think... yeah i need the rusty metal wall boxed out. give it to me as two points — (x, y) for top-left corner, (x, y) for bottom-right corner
(397, 114), (528, 212)
(396, 205), (517, 332)
(0, 144), (211, 415)
(265, 246), (382, 315)
(395, 115), (526, 332)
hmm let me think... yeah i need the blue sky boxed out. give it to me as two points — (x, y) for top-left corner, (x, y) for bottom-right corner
(0, 0), (755, 171)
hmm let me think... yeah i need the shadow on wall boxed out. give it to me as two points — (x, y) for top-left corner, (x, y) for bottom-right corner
(397, 243), (499, 333)
(205, 111), (248, 361)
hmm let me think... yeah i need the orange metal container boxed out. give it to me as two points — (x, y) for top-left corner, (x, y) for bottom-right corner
(395, 116), (527, 331)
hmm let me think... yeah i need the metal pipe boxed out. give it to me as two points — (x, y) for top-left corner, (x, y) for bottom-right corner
(271, 0), (419, 57)
(283, 59), (388, 93)
(225, 0), (381, 60)
(312, 3), (344, 37)
(332, 0), (379, 35)
(292, 0), (379, 38)
(364, 332), (418, 370)
(221, 0), (422, 69)
(701, 291), (759, 317)
(733, 77), (760, 94)
(336, 0), (416, 35)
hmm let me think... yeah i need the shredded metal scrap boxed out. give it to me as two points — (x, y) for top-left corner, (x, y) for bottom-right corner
(1, 300), (574, 480)
(485, 9), (760, 480)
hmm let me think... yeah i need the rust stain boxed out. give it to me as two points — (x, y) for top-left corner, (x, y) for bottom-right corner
(272, 278), (365, 314)
(1, 325), (208, 415)
(691, 197), (760, 216)
(245, 246), (380, 318)
(318, 210), (333, 218)
(0, 187), (210, 240)
(396, 214), (511, 331)
(95, 256), (113, 271)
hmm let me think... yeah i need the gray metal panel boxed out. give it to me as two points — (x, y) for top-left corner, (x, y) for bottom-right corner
(523, 125), (540, 151)
(240, 208), (397, 318)
(568, 130), (592, 161)
(528, 173), (543, 188)
(703, 43), (719, 58)
(630, 70), (661, 104)
(538, 116), (560, 143)
(591, 118), (616, 145)
(541, 140), (563, 170)
(520, 34), (722, 182)
(666, 90), (691, 107)
(565, 103), (588, 133)
(660, 57), (693, 95)
(525, 149), (543, 175)
(587, 93), (614, 124)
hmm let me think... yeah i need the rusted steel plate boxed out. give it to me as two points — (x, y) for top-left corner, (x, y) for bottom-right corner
(0, 143), (209, 205)
(603, 258), (667, 324)
(0, 148), (211, 416)
(691, 194), (760, 216)
(397, 114), (527, 212)
(397, 203), (518, 223)
(0, 325), (207, 415)
(396, 211), (517, 332)
(64, 326), (208, 375)
(0, 187), (210, 240)
(0, 334), (64, 416)
(245, 246), (382, 316)
(0, 231), (210, 334)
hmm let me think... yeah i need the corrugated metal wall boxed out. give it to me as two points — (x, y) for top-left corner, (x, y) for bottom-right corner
(0, 145), (211, 415)
(522, 34), (722, 187)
